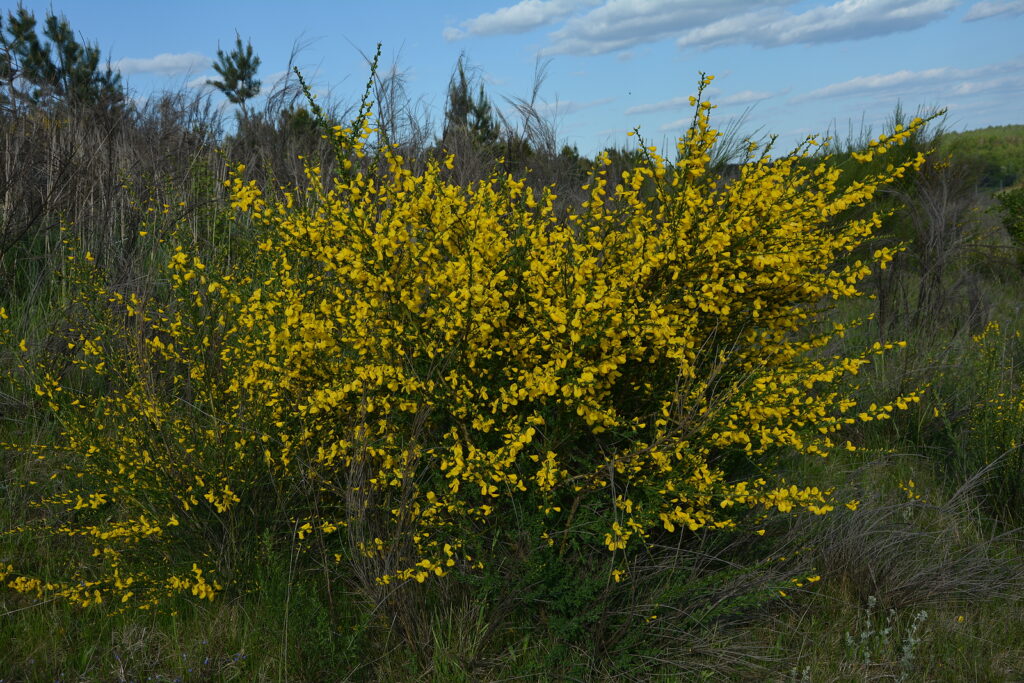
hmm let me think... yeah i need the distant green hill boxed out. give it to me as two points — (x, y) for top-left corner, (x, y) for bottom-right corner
(938, 124), (1024, 188)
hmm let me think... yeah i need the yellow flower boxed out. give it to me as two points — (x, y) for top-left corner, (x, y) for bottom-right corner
(5, 74), (936, 601)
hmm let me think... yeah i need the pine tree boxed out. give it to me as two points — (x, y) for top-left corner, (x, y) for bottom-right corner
(442, 54), (500, 148)
(0, 6), (123, 113)
(209, 34), (261, 119)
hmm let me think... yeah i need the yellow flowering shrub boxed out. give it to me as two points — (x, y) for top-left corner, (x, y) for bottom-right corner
(2, 77), (929, 607)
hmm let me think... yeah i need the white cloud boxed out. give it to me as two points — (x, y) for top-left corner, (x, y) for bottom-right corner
(186, 74), (216, 90)
(792, 57), (1024, 103)
(535, 96), (615, 116)
(446, 0), (970, 65)
(653, 92), (777, 131)
(115, 52), (211, 76)
(718, 89), (777, 106)
(794, 66), (973, 101)
(625, 87), (772, 116)
(676, 0), (956, 51)
(444, 0), (596, 41)
(949, 73), (1024, 96)
(541, 0), (783, 56)
(483, 72), (508, 87)
(673, 7), (784, 51)
(536, 0), (950, 56)
(658, 113), (757, 134)
(262, 70), (290, 91)
(659, 117), (692, 132)
(963, 0), (1024, 20)
(622, 87), (774, 116)
(625, 95), (692, 116)
(187, 69), (284, 94)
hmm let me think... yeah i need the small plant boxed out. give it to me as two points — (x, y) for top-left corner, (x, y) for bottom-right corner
(994, 185), (1024, 267)
(785, 664), (812, 682)
(844, 596), (928, 680)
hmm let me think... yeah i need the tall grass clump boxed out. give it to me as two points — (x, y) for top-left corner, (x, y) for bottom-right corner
(930, 321), (1024, 523)
(995, 184), (1024, 265)
(2, 74), (933, 639)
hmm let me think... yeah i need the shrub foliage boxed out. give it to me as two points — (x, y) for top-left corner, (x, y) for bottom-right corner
(2, 77), (929, 610)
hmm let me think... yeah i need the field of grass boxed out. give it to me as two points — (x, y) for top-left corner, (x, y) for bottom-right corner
(3, 44), (1024, 681)
(939, 124), (1024, 189)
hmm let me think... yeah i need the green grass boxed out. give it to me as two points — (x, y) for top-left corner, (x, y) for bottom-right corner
(938, 124), (1024, 188)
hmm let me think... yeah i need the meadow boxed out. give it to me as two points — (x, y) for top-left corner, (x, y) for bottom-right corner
(2, 40), (1024, 681)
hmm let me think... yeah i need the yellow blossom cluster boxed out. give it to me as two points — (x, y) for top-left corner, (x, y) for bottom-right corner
(1, 80), (932, 605)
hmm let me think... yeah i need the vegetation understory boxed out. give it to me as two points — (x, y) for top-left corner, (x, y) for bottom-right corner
(3, 10), (1024, 681)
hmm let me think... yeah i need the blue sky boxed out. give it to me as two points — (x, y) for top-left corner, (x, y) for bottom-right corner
(13, 0), (1024, 155)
